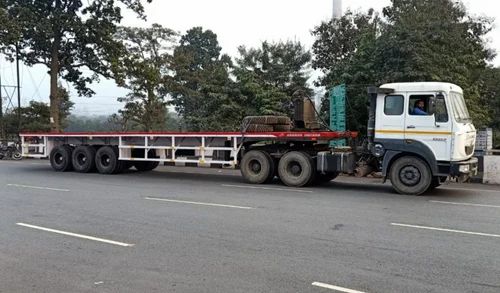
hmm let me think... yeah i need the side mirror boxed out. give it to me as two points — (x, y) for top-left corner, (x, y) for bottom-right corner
(428, 96), (436, 115)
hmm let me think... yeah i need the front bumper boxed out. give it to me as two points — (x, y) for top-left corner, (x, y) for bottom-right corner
(450, 157), (478, 178)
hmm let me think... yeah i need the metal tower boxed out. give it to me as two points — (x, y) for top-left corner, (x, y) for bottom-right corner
(332, 0), (342, 19)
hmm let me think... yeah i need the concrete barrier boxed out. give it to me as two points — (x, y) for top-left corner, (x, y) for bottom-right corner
(483, 156), (500, 185)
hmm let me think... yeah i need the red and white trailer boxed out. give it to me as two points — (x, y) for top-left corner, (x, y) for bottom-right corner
(20, 130), (358, 187)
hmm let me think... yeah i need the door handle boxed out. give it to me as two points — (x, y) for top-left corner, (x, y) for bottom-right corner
(407, 125), (416, 129)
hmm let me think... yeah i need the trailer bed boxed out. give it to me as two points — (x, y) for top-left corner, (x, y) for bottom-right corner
(20, 131), (357, 168)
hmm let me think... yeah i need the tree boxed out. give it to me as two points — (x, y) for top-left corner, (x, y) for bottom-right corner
(114, 24), (177, 131)
(235, 41), (313, 117)
(378, 0), (494, 124)
(4, 85), (73, 135)
(312, 0), (495, 132)
(0, 0), (152, 132)
(480, 67), (500, 145)
(312, 10), (380, 132)
(169, 27), (243, 131)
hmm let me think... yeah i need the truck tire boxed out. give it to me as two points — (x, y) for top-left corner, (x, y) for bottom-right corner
(72, 146), (96, 173)
(240, 150), (275, 184)
(134, 161), (160, 172)
(243, 116), (290, 125)
(50, 145), (73, 172)
(278, 151), (315, 187)
(95, 146), (121, 174)
(315, 172), (339, 184)
(273, 124), (292, 131)
(244, 124), (274, 132)
(389, 156), (432, 195)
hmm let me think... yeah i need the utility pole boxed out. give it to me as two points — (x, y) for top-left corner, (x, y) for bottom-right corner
(0, 57), (3, 140)
(16, 43), (21, 135)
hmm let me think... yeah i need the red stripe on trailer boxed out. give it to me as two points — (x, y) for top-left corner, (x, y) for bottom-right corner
(19, 131), (358, 140)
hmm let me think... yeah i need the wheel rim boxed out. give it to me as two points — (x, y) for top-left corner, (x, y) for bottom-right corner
(287, 161), (303, 177)
(55, 153), (64, 165)
(249, 159), (262, 174)
(100, 154), (111, 167)
(399, 165), (421, 186)
(77, 153), (87, 165)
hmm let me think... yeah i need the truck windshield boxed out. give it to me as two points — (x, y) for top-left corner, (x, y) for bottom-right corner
(450, 92), (471, 123)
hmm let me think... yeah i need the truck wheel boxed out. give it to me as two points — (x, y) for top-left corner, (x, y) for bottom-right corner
(50, 145), (73, 172)
(390, 156), (432, 195)
(72, 146), (96, 173)
(95, 146), (120, 174)
(278, 151), (315, 187)
(315, 172), (339, 184)
(240, 150), (275, 184)
(134, 161), (160, 172)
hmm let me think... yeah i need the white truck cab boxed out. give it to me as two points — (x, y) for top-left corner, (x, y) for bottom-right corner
(370, 82), (478, 194)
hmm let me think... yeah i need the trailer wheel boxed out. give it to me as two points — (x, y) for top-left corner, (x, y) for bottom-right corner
(389, 156), (432, 195)
(315, 172), (339, 184)
(278, 151), (315, 187)
(134, 161), (160, 172)
(95, 146), (121, 174)
(240, 150), (275, 184)
(72, 146), (96, 173)
(50, 145), (73, 172)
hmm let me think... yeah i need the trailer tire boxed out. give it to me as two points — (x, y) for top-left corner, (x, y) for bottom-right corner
(390, 156), (432, 196)
(50, 145), (73, 172)
(95, 146), (121, 174)
(72, 146), (96, 173)
(278, 151), (315, 187)
(134, 161), (160, 172)
(240, 150), (275, 184)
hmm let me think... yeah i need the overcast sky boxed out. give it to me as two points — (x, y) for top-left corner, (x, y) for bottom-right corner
(1, 0), (499, 116)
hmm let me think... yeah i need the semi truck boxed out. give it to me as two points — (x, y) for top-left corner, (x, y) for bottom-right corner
(20, 82), (478, 195)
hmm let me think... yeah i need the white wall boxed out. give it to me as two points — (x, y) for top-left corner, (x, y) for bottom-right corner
(483, 156), (500, 185)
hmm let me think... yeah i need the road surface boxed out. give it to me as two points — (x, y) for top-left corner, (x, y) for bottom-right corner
(0, 160), (499, 293)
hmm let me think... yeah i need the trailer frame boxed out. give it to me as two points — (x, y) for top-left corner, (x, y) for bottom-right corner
(20, 131), (358, 169)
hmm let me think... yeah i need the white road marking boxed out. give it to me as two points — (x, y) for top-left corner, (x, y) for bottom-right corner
(391, 223), (500, 238)
(7, 184), (70, 192)
(145, 197), (253, 210)
(430, 200), (500, 209)
(440, 187), (500, 194)
(312, 282), (366, 293)
(16, 223), (134, 247)
(222, 184), (313, 193)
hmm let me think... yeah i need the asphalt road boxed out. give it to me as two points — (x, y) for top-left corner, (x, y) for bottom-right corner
(0, 160), (499, 293)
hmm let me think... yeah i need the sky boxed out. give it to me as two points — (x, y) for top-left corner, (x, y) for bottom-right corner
(0, 0), (499, 116)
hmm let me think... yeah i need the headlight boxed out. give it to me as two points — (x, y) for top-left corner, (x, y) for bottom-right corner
(459, 165), (470, 173)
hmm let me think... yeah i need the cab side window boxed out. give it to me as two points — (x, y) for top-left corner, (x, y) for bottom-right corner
(409, 95), (433, 116)
(384, 95), (404, 116)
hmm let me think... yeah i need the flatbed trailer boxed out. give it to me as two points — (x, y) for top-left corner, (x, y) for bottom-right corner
(20, 130), (358, 187)
(18, 82), (481, 195)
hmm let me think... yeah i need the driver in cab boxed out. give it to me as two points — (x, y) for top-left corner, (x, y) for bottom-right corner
(413, 100), (428, 115)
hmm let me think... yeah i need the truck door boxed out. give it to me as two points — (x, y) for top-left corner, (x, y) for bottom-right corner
(376, 94), (406, 138)
(405, 93), (452, 161)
